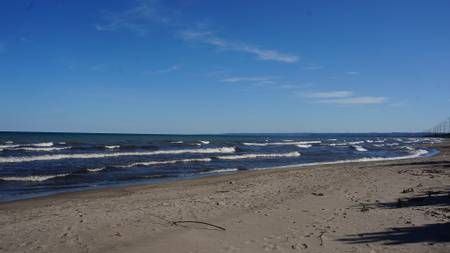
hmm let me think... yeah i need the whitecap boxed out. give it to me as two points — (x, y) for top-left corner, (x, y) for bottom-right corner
(5, 141), (14, 144)
(347, 141), (365, 145)
(7, 147), (70, 152)
(253, 149), (430, 171)
(352, 145), (368, 152)
(243, 141), (320, 146)
(0, 147), (236, 163)
(87, 167), (106, 172)
(296, 144), (312, 148)
(170, 141), (184, 144)
(119, 158), (212, 168)
(105, 145), (120, 149)
(200, 168), (239, 174)
(386, 143), (400, 146)
(217, 151), (300, 160)
(0, 173), (69, 182)
(0, 144), (20, 149)
(199, 141), (210, 145)
(31, 142), (54, 147)
(329, 143), (348, 146)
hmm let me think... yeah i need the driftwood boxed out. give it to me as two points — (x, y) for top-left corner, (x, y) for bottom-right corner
(171, 220), (226, 231)
(318, 231), (326, 246)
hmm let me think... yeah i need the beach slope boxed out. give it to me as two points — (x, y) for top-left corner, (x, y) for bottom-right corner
(1, 142), (449, 253)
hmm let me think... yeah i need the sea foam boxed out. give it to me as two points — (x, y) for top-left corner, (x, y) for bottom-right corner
(243, 141), (321, 146)
(0, 147), (236, 163)
(87, 167), (106, 172)
(200, 168), (239, 174)
(253, 149), (430, 171)
(352, 145), (368, 152)
(6, 147), (70, 152)
(105, 145), (120, 149)
(119, 158), (212, 168)
(0, 173), (69, 182)
(217, 151), (300, 160)
(31, 142), (54, 147)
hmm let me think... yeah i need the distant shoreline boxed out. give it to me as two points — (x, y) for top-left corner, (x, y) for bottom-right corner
(0, 130), (432, 136)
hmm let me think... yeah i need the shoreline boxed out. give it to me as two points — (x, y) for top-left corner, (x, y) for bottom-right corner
(0, 145), (439, 205)
(1, 141), (449, 252)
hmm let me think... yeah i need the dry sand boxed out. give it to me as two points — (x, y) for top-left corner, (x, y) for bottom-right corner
(1, 141), (449, 253)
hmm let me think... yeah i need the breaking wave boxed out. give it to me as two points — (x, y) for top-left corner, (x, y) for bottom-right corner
(0, 147), (236, 163)
(200, 168), (239, 174)
(87, 167), (106, 172)
(31, 142), (54, 147)
(352, 145), (368, 152)
(105, 145), (120, 149)
(254, 149), (430, 171)
(5, 147), (70, 152)
(217, 151), (301, 160)
(118, 158), (212, 168)
(243, 141), (321, 146)
(0, 173), (70, 182)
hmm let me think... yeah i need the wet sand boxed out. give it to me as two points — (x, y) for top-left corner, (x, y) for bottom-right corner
(1, 141), (449, 253)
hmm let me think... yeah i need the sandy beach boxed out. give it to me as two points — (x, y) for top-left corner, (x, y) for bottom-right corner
(0, 141), (449, 253)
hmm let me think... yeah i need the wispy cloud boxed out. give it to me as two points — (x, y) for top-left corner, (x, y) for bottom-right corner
(144, 64), (180, 74)
(304, 90), (353, 98)
(302, 90), (386, 105)
(178, 30), (299, 63)
(95, 0), (172, 36)
(346, 71), (359, 75)
(220, 76), (275, 83)
(316, 96), (386, 105)
(95, 1), (299, 63)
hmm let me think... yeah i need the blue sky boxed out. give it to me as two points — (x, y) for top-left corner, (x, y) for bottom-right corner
(1, 0), (450, 134)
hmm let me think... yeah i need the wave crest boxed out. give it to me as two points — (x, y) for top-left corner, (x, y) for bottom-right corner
(0, 147), (236, 163)
(0, 173), (69, 182)
(217, 151), (300, 160)
(243, 141), (320, 146)
(119, 158), (212, 168)
(31, 142), (54, 147)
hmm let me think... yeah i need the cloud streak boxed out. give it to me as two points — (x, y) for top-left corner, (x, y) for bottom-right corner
(95, 0), (173, 36)
(178, 30), (299, 63)
(303, 90), (386, 105)
(304, 90), (353, 98)
(96, 2), (299, 64)
(316, 96), (386, 105)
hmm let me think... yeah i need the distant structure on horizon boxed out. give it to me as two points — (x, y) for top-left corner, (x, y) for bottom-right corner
(427, 116), (450, 137)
